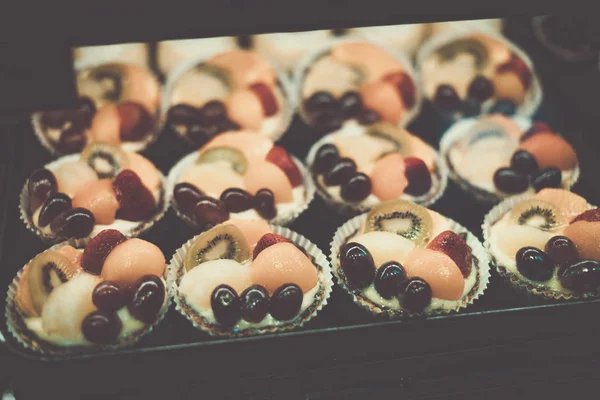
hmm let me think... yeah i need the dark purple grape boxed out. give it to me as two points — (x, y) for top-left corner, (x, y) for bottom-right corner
(404, 157), (432, 196)
(401, 278), (432, 312)
(187, 124), (219, 147)
(357, 109), (381, 125)
(59, 127), (87, 153)
(167, 104), (203, 126)
(193, 196), (229, 227)
(516, 247), (553, 282)
(270, 284), (303, 321)
(374, 262), (408, 299)
(220, 188), (254, 213)
(40, 109), (69, 129)
(217, 119), (240, 134)
(558, 260), (600, 292)
(240, 285), (270, 323)
(128, 275), (165, 324)
(253, 189), (277, 220)
(173, 183), (204, 216)
(313, 144), (340, 174)
(38, 193), (72, 227)
(71, 97), (97, 127)
(532, 167), (562, 192)
(28, 168), (57, 212)
(545, 236), (579, 268)
(82, 310), (122, 344)
(493, 167), (529, 194)
(462, 98), (481, 117)
(93, 281), (127, 312)
(433, 84), (461, 112)
(211, 284), (242, 326)
(50, 207), (95, 238)
(304, 91), (337, 113)
(323, 158), (357, 186)
(339, 91), (363, 118)
(467, 75), (494, 102)
(311, 112), (344, 135)
(490, 99), (517, 116)
(340, 173), (372, 202)
(201, 100), (228, 124)
(340, 242), (376, 289)
(510, 150), (539, 176)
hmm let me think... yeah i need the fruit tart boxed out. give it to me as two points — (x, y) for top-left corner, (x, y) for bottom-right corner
(484, 189), (600, 300)
(417, 30), (541, 119)
(20, 144), (168, 242)
(440, 114), (579, 203)
(170, 220), (332, 336)
(331, 199), (490, 317)
(168, 132), (314, 230)
(306, 122), (446, 214)
(5, 230), (169, 354)
(33, 62), (161, 155)
(162, 50), (294, 147)
(296, 41), (421, 136)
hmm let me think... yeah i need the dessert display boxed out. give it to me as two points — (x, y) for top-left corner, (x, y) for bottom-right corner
(331, 199), (489, 317)
(73, 43), (149, 69)
(33, 63), (161, 155)
(306, 122), (446, 213)
(163, 50), (294, 147)
(168, 132), (313, 229)
(428, 19), (504, 36)
(441, 114), (579, 203)
(484, 189), (600, 300)
(170, 220), (332, 336)
(296, 41), (420, 135)
(6, 230), (169, 353)
(351, 24), (428, 56)
(417, 31), (541, 119)
(156, 37), (239, 76)
(20, 144), (167, 242)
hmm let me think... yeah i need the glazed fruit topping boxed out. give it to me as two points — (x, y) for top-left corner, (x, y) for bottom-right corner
(516, 246), (554, 282)
(40, 97), (96, 130)
(531, 167), (562, 192)
(38, 193), (72, 227)
(403, 157), (432, 196)
(59, 127), (88, 153)
(193, 196), (230, 228)
(197, 146), (248, 175)
(128, 275), (165, 324)
(558, 260), (600, 292)
(167, 104), (204, 125)
(427, 230), (473, 277)
(202, 100), (228, 124)
(467, 75), (494, 102)
(510, 150), (539, 176)
(173, 182), (204, 217)
(211, 284), (242, 326)
(497, 54), (532, 90)
(489, 99), (517, 116)
(50, 207), (95, 239)
(113, 169), (157, 221)
(400, 278), (432, 312)
(383, 72), (416, 109)
(253, 233), (290, 259)
(82, 229), (127, 275)
(462, 98), (481, 117)
(340, 172), (372, 202)
(266, 146), (303, 188)
(93, 281), (127, 311)
(253, 189), (277, 220)
(433, 84), (461, 112)
(82, 310), (122, 344)
(340, 242), (376, 289)
(323, 158), (357, 186)
(357, 109), (382, 126)
(117, 101), (153, 142)
(249, 82), (279, 117)
(374, 261), (408, 299)
(270, 283), (303, 321)
(186, 124), (219, 147)
(339, 91), (363, 118)
(545, 235), (579, 268)
(571, 209), (600, 224)
(304, 91), (337, 114)
(313, 144), (340, 174)
(220, 188), (254, 213)
(184, 224), (250, 271)
(28, 168), (57, 213)
(240, 285), (270, 323)
(493, 167), (529, 194)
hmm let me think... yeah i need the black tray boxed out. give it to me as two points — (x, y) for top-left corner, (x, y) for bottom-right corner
(1, 18), (600, 399)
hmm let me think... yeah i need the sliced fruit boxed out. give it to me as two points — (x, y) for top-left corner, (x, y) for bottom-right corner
(493, 223), (554, 259)
(226, 219), (272, 252)
(427, 230), (473, 277)
(55, 245), (83, 269)
(249, 82), (279, 117)
(113, 170), (157, 222)
(117, 101), (153, 142)
(518, 132), (577, 171)
(81, 142), (129, 179)
(352, 231), (415, 267)
(403, 157), (432, 197)
(169, 65), (231, 109)
(194, 196), (230, 227)
(27, 168), (58, 213)
(250, 242), (318, 294)
(196, 146), (248, 175)
(533, 189), (588, 221)
(253, 233), (291, 259)
(403, 248), (464, 301)
(359, 81), (405, 125)
(364, 200), (433, 246)
(89, 103), (121, 146)
(496, 54), (532, 89)
(383, 71), (416, 109)
(332, 135), (395, 172)
(436, 37), (489, 71)
(492, 72), (526, 105)
(571, 209), (600, 224)
(471, 33), (512, 66)
(184, 224), (251, 271)
(225, 88), (265, 130)
(72, 179), (119, 225)
(179, 163), (245, 197)
(265, 146), (303, 188)
(521, 121), (552, 142)
(369, 153), (408, 201)
(509, 199), (563, 230)
(331, 42), (402, 82)
(244, 161), (294, 203)
(408, 135), (437, 171)
(54, 161), (98, 198)
(206, 50), (276, 88)
(125, 152), (161, 192)
(301, 55), (363, 99)
(564, 221), (600, 262)
(201, 132), (273, 162)
(101, 238), (166, 288)
(81, 229), (127, 275)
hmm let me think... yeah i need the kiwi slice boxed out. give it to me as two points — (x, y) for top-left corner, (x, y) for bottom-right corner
(364, 200), (433, 246)
(184, 224), (251, 271)
(509, 199), (563, 231)
(81, 142), (128, 178)
(26, 250), (79, 315)
(78, 64), (124, 104)
(196, 147), (248, 175)
(436, 38), (489, 70)
(195, 64), (233, 91)
(366, 123), (414, 157)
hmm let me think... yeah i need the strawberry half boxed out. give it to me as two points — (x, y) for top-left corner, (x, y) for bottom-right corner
(81, 229), (127, 275)
(117, 101), (153, 142)
(497, 54), (532, 90)
(266, 146), (303, 188)
(427, 230), (473, 278)
(113, 170), (157, 221)
(253, 233), (290, 259)
(383, 71), (416, 109)
(571, 208), (600, 224)
(249, 82), (279, 117)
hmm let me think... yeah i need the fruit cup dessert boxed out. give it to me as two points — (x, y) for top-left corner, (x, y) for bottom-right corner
(20, 144), (167, 242)
(296, 41), (420, 136)
(162, 50), (294, 147)
(351, 24), (428, 57)
(306, 122), (446, 214)
(169, 219), (332, 336)
(417, 31), (541, 119)
(168, 132), (314, 230)
(484, 189), (600, 300)
(33, 63), (161, 155)
(440, 114), (579, 203)
(5, 230), (169, 354)
(330, 199), (489, 317)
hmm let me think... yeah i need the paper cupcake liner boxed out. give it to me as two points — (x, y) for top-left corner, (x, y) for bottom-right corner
(532, 16), (598, 63)
(416, 28), (543, 120)
(293, 38), (423, 129)
(159, 52), (296, 145)
(4, 239), (172, 359)
(482, 192), (599, 301)
(20, 154), (170, 244)
(168, 224), (333, 337)
(439, 116), (581, 205)
(305, 132), (448, 217)
(330, 213), (491, 319)
(167, 151), (315, 229)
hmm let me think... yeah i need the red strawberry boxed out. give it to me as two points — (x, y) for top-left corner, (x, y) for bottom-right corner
(266, 146), (303, 188)
(427, 230), (473, 278)
(117, 101), (153, 142)
(404, 157), (432, 196)
(383, 72), (416, 109)
(497, 54), (532, 90)
(81, 229), (126, 275)
(113, 170), (157, 221)
(571, 208), (600, 224)
(249, 82), (279, 117)
(520, 121), (553, 142)
(253, 233), (290, 259)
